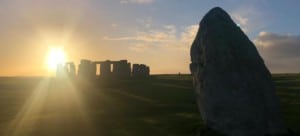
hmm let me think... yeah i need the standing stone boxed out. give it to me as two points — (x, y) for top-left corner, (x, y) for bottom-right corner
(112, 60), (131, 78)
(132, 64), (140, 78)
(69, 62), (76, 78)
(145, 66), (150, 77)
(100, 60), (112, 77)
(190, 7), (289, 136)
(78, 59), (96, 80)
(62, 62), (76, 79)
(132, 64), (150, 78)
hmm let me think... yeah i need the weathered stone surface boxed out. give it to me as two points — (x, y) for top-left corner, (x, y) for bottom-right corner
(190, 7), (289, 136)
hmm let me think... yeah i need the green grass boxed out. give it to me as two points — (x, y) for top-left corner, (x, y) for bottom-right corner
(0, 74), (298, 136)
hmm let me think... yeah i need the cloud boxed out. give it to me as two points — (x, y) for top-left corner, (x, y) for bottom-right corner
(231, 14), (249, 32)
(103, 30), (175, 42)
(254, 31), (300, 73)
(111, 23), (119, 29)
(180, 25), (198, 44)
(230, 6), (262, 33)
(136, 17), (152, 28)
(120, 0), (154, 4)
(128, 43), (150, 53)
(103, 24), (199, 52)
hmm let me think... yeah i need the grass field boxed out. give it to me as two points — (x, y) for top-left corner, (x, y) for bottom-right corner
(0, 74), (298, 136)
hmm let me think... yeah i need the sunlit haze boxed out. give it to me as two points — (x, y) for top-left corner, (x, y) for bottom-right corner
(47, 47), (66, 70)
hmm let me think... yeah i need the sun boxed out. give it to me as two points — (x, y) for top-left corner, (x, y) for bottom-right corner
(47, 47), (66, 70)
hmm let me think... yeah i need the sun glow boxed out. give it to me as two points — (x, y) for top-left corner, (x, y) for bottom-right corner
(47, 47), (66, 70)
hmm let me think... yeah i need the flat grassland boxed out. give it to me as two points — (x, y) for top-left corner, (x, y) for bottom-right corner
(0, 74), (298, 136)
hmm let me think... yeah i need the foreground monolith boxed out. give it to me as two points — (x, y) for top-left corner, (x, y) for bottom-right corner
(190, 7), (290, 136)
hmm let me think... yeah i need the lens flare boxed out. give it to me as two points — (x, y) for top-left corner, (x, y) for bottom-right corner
(47, 48), (66, 70)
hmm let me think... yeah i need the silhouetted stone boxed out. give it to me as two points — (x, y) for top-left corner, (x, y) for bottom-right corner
(146, 66), (150, 76)
(132, 64), (139, 77)
(190, 7), (289, 136)
(78, 59), (96, 80)
(132, 64), (150, 78)
(94, 60), (132, 79)
(70, 59), (149, 80)
(64, 62), (76, 78)
(56, 62), (76, 79)
(69, 63), (76, 78)
(112, 60), (131, 78)
(99, 60), (112, 77)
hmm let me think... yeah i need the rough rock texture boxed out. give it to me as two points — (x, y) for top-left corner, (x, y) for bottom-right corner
(190, 7), (289, 136)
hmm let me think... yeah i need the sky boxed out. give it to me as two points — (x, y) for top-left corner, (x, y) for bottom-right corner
(0, 0), (300, 76)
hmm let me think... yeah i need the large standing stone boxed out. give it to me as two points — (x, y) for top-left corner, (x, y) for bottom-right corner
(190, 7), (289, 136)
